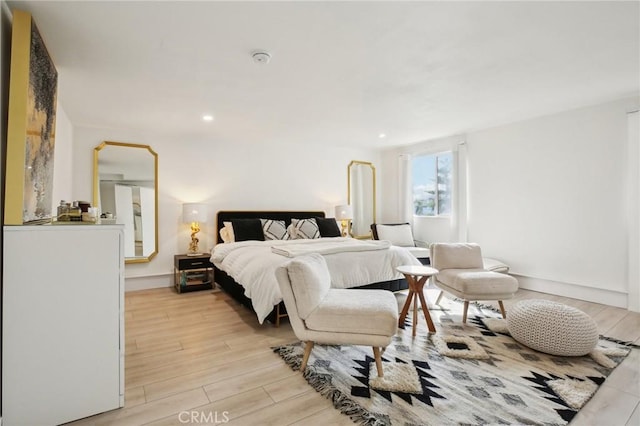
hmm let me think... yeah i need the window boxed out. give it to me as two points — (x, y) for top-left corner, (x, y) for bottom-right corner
(412, 152), (452, 216)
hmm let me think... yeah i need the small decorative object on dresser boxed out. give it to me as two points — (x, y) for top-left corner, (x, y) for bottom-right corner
(174, 254), (214, 293)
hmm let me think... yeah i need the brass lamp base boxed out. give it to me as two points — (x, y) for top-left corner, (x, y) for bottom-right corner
(187, 222), (201, 255)
(340, 219), (350, 237)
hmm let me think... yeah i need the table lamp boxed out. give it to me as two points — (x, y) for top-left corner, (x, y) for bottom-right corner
(183, 203), (208, 255)
(334, 204), (353, 237)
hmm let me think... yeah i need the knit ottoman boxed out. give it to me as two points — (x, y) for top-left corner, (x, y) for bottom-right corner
(506, 299), (598, 356)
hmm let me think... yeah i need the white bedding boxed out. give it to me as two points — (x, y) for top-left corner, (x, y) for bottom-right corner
(211, 237), (421, 324)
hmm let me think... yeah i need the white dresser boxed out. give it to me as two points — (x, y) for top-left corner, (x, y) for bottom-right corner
(2, 225), (125, 425)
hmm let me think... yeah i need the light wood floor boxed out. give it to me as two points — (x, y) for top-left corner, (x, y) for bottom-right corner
(68, 285), (640, 426)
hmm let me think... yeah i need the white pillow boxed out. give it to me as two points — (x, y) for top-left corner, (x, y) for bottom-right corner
(260, 219), (290, 240)
(286, 253), (331, 319)
(219, 222), (235, 243)
(290, 218), (320, 239)
(376, 224), (415, 247)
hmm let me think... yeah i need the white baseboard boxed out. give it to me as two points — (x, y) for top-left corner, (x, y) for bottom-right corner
(125, 273), (172, 292)
(512, 274), (628, 309)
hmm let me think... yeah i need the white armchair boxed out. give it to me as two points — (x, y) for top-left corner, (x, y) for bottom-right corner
(275, 254), (398, 377)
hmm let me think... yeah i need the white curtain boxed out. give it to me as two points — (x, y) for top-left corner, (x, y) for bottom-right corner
(455, 141), (468, 242)
(628, 109), (639, 312)
(352, 166), (365, 235)
(114, 184), (135, 258)
(398, 154), (412, 223)
(139, 187), (156, 257)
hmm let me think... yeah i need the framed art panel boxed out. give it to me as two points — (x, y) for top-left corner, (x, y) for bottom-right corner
(4, 10), (57, 225)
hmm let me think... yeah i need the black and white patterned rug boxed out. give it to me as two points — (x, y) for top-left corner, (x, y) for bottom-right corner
(273, 300), (634, 426)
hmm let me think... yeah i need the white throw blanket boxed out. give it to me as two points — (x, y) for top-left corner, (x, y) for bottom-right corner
(271, 238), (390, 257)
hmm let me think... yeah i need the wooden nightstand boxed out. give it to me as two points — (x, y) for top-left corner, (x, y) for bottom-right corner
(174, 254), (214, 293)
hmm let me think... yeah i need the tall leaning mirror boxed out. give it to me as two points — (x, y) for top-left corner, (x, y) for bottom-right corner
(94, 141), (158, 263)
(348, 160), (376, 239)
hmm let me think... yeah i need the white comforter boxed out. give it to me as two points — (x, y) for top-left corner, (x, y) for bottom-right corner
(211, 237), (421, 324)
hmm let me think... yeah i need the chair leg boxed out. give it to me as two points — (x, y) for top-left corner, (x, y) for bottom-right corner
(498, 300), (507, 319)
(372, 347), (384, 377)
(300, 341), (314, 371)
(435, 290), (444, 305)
(462, 300), (470, 323)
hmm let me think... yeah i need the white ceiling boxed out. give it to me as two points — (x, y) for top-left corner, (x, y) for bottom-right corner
(7, 0), (640, 148)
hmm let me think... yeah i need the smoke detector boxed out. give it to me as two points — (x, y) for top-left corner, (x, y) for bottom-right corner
(252, 51), (271, 64)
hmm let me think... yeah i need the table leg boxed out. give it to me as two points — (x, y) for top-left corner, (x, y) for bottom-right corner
(412, 292), (418, 337)
(398, 290), (414, 328)
(417, 287), (436, 333)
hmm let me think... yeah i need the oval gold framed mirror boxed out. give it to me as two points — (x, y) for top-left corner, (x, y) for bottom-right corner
(348, 160), (376, 239)
(93, 141), (158, 263)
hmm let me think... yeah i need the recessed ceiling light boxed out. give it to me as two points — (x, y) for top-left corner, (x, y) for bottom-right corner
(202, 114), (214, 122)
(379, 133), (386, 138)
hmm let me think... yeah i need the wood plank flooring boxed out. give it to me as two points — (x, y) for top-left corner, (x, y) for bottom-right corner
(67, 284), (640, 426)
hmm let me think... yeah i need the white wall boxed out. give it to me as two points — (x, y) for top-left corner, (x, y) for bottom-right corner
(380, 96), (639, 308)
(70, 126), (379, 287)
(467, 98), (636, 297)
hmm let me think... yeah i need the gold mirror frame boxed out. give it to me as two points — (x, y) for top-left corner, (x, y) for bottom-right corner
(93, 141), (159, 264)
(347, 160), (376, 239)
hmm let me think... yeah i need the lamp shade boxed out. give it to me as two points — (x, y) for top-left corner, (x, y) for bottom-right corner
(334, 204), (353, 220)
(183, 203), (207, 224)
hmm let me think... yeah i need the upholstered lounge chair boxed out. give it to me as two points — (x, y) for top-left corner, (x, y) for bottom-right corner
(371, 223), (430, 265)
(275, 253), (398, 377)
(370, 223), (511, 274)
(430, 243), (519, 323)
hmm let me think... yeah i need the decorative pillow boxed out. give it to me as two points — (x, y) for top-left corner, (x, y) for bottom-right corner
(375, 223), (415, 247)
(315, 217), (341, 238)
(290, 218), (320, 239)
(260, 219), (289, 240)
(219, 222), (235, 243)
(286, 223), (301, 240)
(219, 227), (232, 243)
(230, 219), (265, 242)
(286, 253), (331, 319)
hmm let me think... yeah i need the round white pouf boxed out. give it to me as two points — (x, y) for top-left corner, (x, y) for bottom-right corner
(507, 299), (598, 356)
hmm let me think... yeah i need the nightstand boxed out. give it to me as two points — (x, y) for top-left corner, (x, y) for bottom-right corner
(174, 254), (214, 293)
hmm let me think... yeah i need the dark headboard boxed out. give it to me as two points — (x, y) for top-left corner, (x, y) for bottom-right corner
(215, 210), (326, 244)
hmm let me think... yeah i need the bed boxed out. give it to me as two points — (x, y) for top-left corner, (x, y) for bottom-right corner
(211, 210), (420, 325)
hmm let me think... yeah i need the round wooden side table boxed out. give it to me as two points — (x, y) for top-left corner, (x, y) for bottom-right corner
(396, 265), (439, 336)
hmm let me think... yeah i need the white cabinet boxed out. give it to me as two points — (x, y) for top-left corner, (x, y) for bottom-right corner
(2, 225), (125, 425)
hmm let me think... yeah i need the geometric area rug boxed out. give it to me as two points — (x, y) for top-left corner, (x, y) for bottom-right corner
(273, 300), (634, 426)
